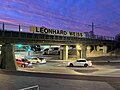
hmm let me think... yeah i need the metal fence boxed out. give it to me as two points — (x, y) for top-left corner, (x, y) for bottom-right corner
(0, 22), (29, 32)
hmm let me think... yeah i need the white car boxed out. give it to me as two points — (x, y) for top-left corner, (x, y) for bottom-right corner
(43, 47), (60, 55)
(27, 57), (46, 64)
(68, 59), (92, 67)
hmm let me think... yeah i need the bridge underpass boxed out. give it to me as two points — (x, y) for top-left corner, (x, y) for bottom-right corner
(0, 22), (117, 70)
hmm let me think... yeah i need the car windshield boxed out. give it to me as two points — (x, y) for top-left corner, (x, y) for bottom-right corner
(22, 59), (28, 62)
(44, 48), (49, 51)
(38, 57), (44, 60)
(26, 57), (36, 60)
(77, 60), (86, 62)
(32, 58), (38, 60)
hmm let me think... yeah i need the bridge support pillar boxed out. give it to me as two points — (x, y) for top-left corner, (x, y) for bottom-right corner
(81, 44), (86, 59)
(103, 45), (107, 53)
(60, 46), (63, 60)
(97, 46), (100, 52)
(97, 45), (107, 53)
(87, 45), (91, 53)
(0, 43), (17, 70)
(75, 44), (86, 59)
(94, 45), (96, 51)
(76, 45), (81, 59)
(60, 45), (68, 60)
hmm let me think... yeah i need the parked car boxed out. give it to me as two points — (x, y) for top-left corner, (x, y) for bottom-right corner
(68, 59), (92, 67)
(30, 44), (41, 52)
(42, 47), (60, 55)
(16, 58), (32, 68)
(37, 57), (47, 64)
(27, 57), (46, 64)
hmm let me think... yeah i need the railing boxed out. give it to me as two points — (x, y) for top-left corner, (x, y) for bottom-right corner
(0, 22), (29, 32)
(84, 32), (115, 40)
(0, 22), (115, 41)
(0, 30), (86, 42)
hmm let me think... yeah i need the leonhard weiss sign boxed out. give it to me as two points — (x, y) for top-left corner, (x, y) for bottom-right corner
(30, 26), (86, 38)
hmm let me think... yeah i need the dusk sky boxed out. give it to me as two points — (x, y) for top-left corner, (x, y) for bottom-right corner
(0, 0), (120, 36)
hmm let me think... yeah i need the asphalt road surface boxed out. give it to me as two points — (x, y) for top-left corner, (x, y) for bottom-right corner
(1, 53), (120, 90)
(0, 70), (120, 90)
(20, 59), (120, 77)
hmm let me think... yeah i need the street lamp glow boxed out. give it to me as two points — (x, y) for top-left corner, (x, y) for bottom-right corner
(20, 29), (22, 31)
(17, 44), (23, 48)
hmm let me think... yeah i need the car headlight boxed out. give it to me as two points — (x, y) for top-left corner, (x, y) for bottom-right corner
(68, 62), (70, 65)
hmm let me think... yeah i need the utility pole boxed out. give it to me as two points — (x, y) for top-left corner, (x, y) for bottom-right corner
(92, 22), (94, 35)
(91, 22), (94, 38)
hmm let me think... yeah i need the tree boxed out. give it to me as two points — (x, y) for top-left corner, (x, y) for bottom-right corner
(115, 33), (120, 41)
(115, 33), (120, 49)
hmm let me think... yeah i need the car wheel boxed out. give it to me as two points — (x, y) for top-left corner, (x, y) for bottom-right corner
(43, 52), (47, 55)
(36, 61), (39, 64)
(69, 63), (73, 67)
(58, 51), (60, 55)
(21, 64), (25, 68)
(84, 64), (88, 67)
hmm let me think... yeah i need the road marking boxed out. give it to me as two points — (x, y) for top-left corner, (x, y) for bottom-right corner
(19, 85), (39, 90)
(57, 64), (62, 66)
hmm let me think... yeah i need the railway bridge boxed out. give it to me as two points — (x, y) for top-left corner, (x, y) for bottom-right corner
(0, 22), (117, 70)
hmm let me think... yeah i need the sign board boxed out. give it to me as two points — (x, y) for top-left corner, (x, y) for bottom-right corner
(30, 26), (86, 38)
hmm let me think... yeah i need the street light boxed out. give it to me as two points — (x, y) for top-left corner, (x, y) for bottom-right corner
(17, 44), (23, 48)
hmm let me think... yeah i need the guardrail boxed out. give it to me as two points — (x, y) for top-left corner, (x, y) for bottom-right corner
(0, 30), (87, 42)
(0, 22), (115, 41)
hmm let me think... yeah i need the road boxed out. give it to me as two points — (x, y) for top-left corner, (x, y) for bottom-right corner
(0, 70), (119, 90)
(19, 59), (120, 77)
(1, 53), (119, 90)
